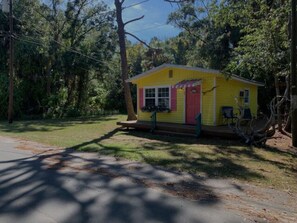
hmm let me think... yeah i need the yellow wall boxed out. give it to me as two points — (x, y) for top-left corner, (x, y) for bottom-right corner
(216, 77), (258, 125)
(132, 67), (258, 126)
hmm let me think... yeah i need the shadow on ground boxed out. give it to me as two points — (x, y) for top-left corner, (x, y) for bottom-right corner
(123, 129), (297, 177)
(62, 127), (297, 186)
(0, 143), (226, 223)
(58, 128), (267, 182)
(0, 116), (118, 133)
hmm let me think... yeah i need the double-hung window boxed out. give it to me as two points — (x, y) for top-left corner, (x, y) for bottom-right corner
(145, 88), (156, 107)
(244, 89), (249, 104)
(145, 87), (170, 108)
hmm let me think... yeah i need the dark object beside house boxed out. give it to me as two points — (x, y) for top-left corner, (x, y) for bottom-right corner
(241, 108), (252, 120)
(222, 106), (237, 124)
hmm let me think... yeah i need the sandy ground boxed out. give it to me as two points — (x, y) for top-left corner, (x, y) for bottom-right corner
(266, 131), (295, 151)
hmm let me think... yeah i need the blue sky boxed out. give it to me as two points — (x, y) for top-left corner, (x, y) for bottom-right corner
(104, 0), (181, 42)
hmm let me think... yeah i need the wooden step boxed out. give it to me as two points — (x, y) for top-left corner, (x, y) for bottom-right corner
(117, 120), (238, 139)
(153, 130), (197, 138)
(157, 125), (195, 134)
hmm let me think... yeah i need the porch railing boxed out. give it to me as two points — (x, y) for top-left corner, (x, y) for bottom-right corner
(195, 113), (202, 137)
(150, 111), (157, 133)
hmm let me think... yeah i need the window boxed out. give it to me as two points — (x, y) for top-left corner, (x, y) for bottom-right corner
(145, 88), (156, 107)
(144, 87), (170, 108)
(244, 89), (249, 104)
(158, 88), (170, 107)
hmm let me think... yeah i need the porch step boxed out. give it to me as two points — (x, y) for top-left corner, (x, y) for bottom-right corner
(117, 120), (238, 139)
(153, 130), (197, 138)
(156, 126), (195, 134)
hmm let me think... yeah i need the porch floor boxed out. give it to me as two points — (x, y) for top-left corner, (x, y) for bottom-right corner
(117, 120), (238, 139)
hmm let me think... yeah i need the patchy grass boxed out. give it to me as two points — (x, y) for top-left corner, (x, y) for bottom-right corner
(0, 115), (296, 192)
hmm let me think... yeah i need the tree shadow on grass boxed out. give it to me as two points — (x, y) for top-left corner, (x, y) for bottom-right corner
(119, 129), (297, 177)
(96, 142), (263, 182)
(64, 127), (263, 182)
(0, 115), (118, 133)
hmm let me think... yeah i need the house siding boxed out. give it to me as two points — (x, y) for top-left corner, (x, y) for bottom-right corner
(132, 67), (259, 126)
(133, 67), (216, 125)
(215, 77), (258, 125)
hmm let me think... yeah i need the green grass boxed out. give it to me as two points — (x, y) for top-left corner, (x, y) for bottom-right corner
(0, 114), (296, 192)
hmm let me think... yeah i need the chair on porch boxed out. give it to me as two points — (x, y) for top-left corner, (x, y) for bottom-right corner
(222, 106), (237, 124)
(240, 108), (253, 120)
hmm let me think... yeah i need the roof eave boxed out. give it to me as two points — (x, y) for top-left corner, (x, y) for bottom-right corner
(126, 64), (169, 83)
(231, 75), (264, 87)
(126, 63), (265, 86)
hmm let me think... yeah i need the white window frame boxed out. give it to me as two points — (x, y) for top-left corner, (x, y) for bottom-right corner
(244, 89), (250, 104)
(144, 86), (171, 108)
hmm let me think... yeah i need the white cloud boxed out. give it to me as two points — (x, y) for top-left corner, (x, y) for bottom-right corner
(132, 4), (143, 10)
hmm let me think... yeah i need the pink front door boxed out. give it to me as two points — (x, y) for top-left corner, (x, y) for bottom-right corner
(186, 85), (201, 125)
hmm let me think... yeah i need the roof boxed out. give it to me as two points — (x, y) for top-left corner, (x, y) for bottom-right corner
(126, 64), (264, 87)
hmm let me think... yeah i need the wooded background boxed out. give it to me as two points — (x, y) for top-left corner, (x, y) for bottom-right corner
(0, 0), (289, 123)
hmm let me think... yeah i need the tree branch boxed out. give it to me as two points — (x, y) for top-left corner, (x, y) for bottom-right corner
(125, 32), (151, 48)
(124, 15), (144, 27)
(202, 86), (219, 95)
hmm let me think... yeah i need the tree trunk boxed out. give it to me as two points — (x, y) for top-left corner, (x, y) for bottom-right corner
(115, 0), (137, 121)
(274, 75), (282, 131)
(45, 59), (53, 96)
(291, 0), (297, 147)
(76, 73), (86, 111)
(284, 115), (292, 132)
(64, 74), (76, 112)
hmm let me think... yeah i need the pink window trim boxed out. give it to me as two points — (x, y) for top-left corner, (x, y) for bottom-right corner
(171, 87), (177, 111)
(139, 88), (144, 109)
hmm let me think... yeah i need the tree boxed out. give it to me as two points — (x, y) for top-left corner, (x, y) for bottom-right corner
(167, 0), (238, 69)
(291, 0), (297, 147)
(114, 0), (146, 121)
(0, 0), (118, 119)
(218, 0), (290, 132)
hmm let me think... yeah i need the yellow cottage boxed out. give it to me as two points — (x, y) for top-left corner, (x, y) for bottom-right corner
(127, 64), (263, 126)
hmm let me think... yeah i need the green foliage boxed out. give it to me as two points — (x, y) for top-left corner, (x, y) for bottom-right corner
(167, 0), (237, 69)
(217, 0), (290, 111)
(219, 0), (290, 79)
(0, 74), (9, 119)
(0, 73), (23, 120)
(45, 87), (68, 118)
(0, 0), (120, 119)
(0, 0), (290, 119)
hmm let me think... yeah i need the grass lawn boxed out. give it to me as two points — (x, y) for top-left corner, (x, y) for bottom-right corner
(0, 114), (296, 192)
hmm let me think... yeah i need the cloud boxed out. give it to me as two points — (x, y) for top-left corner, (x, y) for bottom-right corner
(131, 4), (143, 10)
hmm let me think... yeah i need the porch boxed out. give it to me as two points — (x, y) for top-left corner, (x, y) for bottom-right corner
(117, 120), (238, 139)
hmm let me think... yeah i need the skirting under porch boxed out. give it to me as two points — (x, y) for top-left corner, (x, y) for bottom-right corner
(117, 120), (238, 139)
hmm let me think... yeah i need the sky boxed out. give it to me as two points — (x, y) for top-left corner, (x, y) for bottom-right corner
(104, 0), (181, 43)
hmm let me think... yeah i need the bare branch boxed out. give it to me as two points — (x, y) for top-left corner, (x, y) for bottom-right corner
(202, 86), (218, 95)
(125, 32), (151, 48)
(124, 15), (145, 27)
